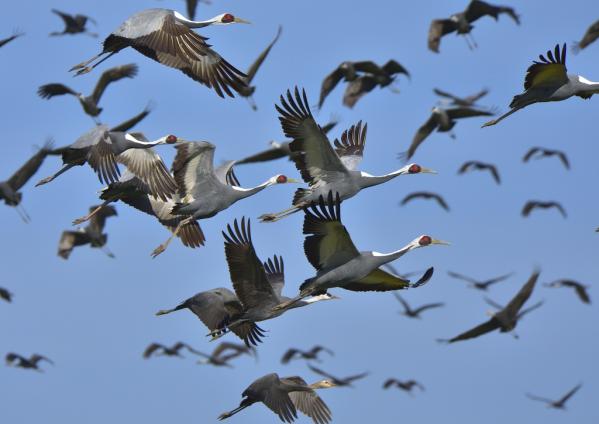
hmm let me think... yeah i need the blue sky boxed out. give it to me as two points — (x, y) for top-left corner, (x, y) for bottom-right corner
(1, 0), (598, 423)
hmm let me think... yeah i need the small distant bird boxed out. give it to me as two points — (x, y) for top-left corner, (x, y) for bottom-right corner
(483, 44), (599, 127)
(218, 373), (336, 423)
(143, 342), (198, 359)
(447, 271), (512, 291)
(319, 60), (410, 108)
(383, 378), (425, 394)
(393, 293), (444, 319)
(281, 346), (334, 364)
(238, 26), (282, 110)
(573, 19), (599, 53)
(6, 353), (54, 371)
(439, 270), (540, 343)
(522, 147), (570, 170)
(307, 364), (368, 387)
(38, 64), (138, 121)
(521, 201), (567, 218)
(433, 87), (489, 107)
(0, 30), (24, 49)
(428, 0), (519, 53)
(526, 383), (582, 410)
(400, 191), (450, 211)
(544, 279), (591, 304)
(1, 140), (60, 222)
(50, 9), (97, 37)
(69, 9), (250, 98)
(0, 287), (12, 302)
(195, 342), (256, 367)
(57, 205), (117, 259)
(458, 161), (501, 184)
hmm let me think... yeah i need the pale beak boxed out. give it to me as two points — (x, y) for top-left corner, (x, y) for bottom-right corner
(285, 178), (300, 183)
(431, 239), (450, 246)
(420, 167), (438, 174)
(234, 17), (251, 24)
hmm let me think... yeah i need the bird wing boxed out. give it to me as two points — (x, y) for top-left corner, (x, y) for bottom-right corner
(278, 88), (348, 186)
(37, 83), (78, 99)
(303, 192), (359, 271)
(211, 342), (248, 359)
(172, 141), (218, 199)
(412, 302), (445, 315)
(525, 393), (554, 404)
(7, 141), (53, 190)
(351, 61), (384, 75)
(404, 113), (439, 160)
(342, 76), (379, 109)
(558, 383), (582, 405)
(556, 151), (570, 169)
(124, 11), (247, 98)
(237, 144), (289, 164)
(382, 60), (410, 78)
(318, 66), (345, 108)
(184, 288), (237, 331)
(223, 218), (280, 309)
(446, 107), (494, 119)
(383, 379), (399, 389)
(91, 63), (138, 104)
(57, 230), (89, 259)
(403, 192), (449, 211)
(576, 19), (599, 50)
(186, 0), (199, 20)
(457, 161), (474, 175)
(488, 164), (501, 184)
(214, 160), (241, 187)
(0, 287), (11, 302)
(483, 297), (504, 310)
(433, 88), (460, 101)
(464, 88), (490, 104)
(521, 201), (536, 217)
(88, 204), (117, 234)
(571, 284), (591, 304)
(146, 196), (205, 247)
(516, 300), (544, 320)
(444, 318), (499, 343)
(110, 106), (151, 132)
(0, 31), (24, 48)
(447, 271), (479, 284)
(5, 353), (26, 364)
(263, 255), (285, 298)
(51, 9), (77, 27)
(344, 269), (412, 292)
(464, 0), (520, 24)
(393, 292), (410, 311)
(344, 372), (370, 383)
(553, 202), (568, 218)
(307, 364), (337, 381)
(143, 343), (165, 358)
(281, 349), (301, 364)
(428, 19), (457, 53)
(260, 379), (299, 423)
(87, 132), (121, 184)
(524, 44), (568, 91)
(522, 147), (541, 162)
(30, 354), (53, 365)
(503, 271), (539, 319)
(332, 121), (367, 170)
(286, 381), (332, 424)
(483, 272), (513, 287)
(246, 26), (282, 84)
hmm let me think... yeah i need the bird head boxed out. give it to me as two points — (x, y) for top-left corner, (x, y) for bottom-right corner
(269, 174), (299, 185)
(211, 13), (251, 25)
(157, 134), (180, 144)
(313, 379), (338, 389)
(400, 163), (437, 175)
(409, 235), (450, 250)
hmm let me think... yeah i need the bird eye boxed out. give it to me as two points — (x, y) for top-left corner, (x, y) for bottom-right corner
(276, 175), (288, 184)
(166, 135), (177, 144)
(221, 13), (235, 23)
(419, 235), (432, 246)
(409, 164), (422, 174)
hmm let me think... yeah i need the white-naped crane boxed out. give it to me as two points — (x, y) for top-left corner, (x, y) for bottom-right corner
(483, 44), (599, 127)
(281, 346), (334, 364)
(6, 353), (54, 371)
(573, 19), (599, 53)
(219, 373), (336, 423)
(521, 200), (567, 218)
(150, 141), (297, 257)
(0, 287), (12, 303)
(393, 293), (444, 319)
(259, 88), (435, 223)
(433, 87), (489, 107)
(50, 9), (97, 37)
(400, 191), (450, 212)
(273, 192), (444, 311)
(0, 30), (24, 49)
(208, 219), (338, 344)
(522, 147), (570, 170)
(1, 140), (60, 222)
(401, 106), (493, 160)
(428, 0), (519, 53)
(69, 9), (250, 98)
(307, 364), (368, 388)
(544, 279), (591, 304)
(143, 341), (199, 359)
(38, 64), (138, 121)
(438, 270), (540, 343)
(195, 342), (256, 367)
(318, 60), (409, 109)
(383, 378), (425, 394)
(447, 270), (513, 291)
(58, 205), (117, 260)
(526, 383), (582, 410)
(457, 160), (501, 184)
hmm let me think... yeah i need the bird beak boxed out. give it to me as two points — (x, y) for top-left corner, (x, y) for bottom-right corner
(285, 178), (300, 183)
(234, 17), (251, 24)
(431, 239), (450, 246)
(420, 167), (437, 174)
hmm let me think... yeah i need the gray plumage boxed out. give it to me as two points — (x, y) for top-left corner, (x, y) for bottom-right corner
(573, 19), (599, 53)
(194, 342), (256, 367)
(526, 383), (582, 409)
(544, 279), (591, 304)
(521, 200), (567, 218)
(522, 147), (570, 169)
(281, 346), (334, 364)
(393, 293), (444, 318)
(400, 191), (450, 211)
(50, 9), (97, 37)
(57, 205), (117, 260)
(457, 160), (501, 184)
(433, 87), (489, 107)
(307, 364), (368, 387)
(6, 353), (54, 371)
(142, 341), (198, 359)
(447, 270), (513, 291)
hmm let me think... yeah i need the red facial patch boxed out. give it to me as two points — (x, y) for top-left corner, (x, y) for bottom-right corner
(221, 13), (235, 23)
(166, 135), (177, 144)
(408, 164), (422, 174)
(276, 175), (288, 184)
(419, 235), (432, 246)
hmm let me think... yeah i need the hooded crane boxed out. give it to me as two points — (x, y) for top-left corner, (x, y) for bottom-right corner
(50, 9), (97, 37)
(400, 191), (450, 211)
(457, 160), (501, 184)
(483, 44), (599, 127)
(143, 341), (199, 359)
(208, 219), (338, 344)
(281, 346), (334, 364)
(6, 353), (53, 371)
(522, 147), (570, 170)
(383, 378), (425, 394)
(447, 270), (512, 291)
(318, 60), (409, 109)
(38, 64), (138, 121)
(69, 9), (249, 98)
(195, 342), (256, 367)
(433, 87), (489, 107)
(0, 30), (24, 49)
(544, 279), (591, 304)
(307, 364), (368, 388)
(259, 88), (435, 223)
(1, 140), (60, 222)
(573, 19), (599, 53)
(521, 200), (567, 218)
(526, 383), (582, 410)
(428, 0), (519, 53)
(0, 287), (12, 303)
(150, 141), (296, 257)
(393, 293), (444, 319)
(273, 192), (445, 311)
(58, 204), (117, 259)
(402, 106), (493, 160)
(439, 270), (540, 343)
(219, 373), (336, 424)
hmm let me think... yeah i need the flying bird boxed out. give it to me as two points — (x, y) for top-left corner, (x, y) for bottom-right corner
(307, 364), (368, 388)
(483, 297), (544, 322)
(50, 9), (97, 37)
(439, 270), (540, 343)
(143, 342), (198, 359)
(521, 201), (567, 218)
(0, 30), (24, 49)
(0, 287), (12, 302)
(447, 270), (513, 291)
(428, 0), (520, 53)
(260, 88), (435, 223)
(400, 191), (450, 211)
(483, 44), (599, 127)
(57, 205), (117, 259)
(195, 342), (256, 367)
(526, 383), (582, 410)
(457, 161), (501, 184)
(433, 87), (489, 107)
(383, 378), (425, 394)
(402, 106), (493, 160)
(544, 279), (591, 304)
(573, 19), (599, 53)
(181, 0), (213, 21)
(69, 9), (249, 98)
(522, 147), (570, 170)
(393, 293), (444, 319)
(281, 346), (334, 364)
(6, 353), (54, 371)
(219, 373), (335, 423)
(38, 64), (138, 121)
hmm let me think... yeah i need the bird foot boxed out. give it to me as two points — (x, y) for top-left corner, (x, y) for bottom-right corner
(35, 176), (53, 187)
(72, 216), (89, 226)
(258, 213), (278, 223)
(74, 67), (92, 76)
(151, 244), (167, 258)
(481, 119), (496, 128)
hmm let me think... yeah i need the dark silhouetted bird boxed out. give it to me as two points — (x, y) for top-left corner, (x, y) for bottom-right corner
(57, 205), (117, 259)
(6, 353), (54, 371)
(447, 271), (512, 291)
(0, 287), (12, 303)
(400, 191), (450, 211)
(521, 201), (567, 218)
(544, 279), (591, 304)
(383, 378), (425, 394)
(458, 160), (501, 184)
(393, 293), (444, 319)
(308, 364), (368, 387)
(573, 19), (599, 53)
(143, 342), (198, 359)
(433, 87), (489, 107)
(526, 383), (582, 410)
(281, 346), (334, 364)
(0, 30), (24, 49)
(522, 147), (570, 169)
(195, 342), (256, 367)
(50, 9), (97, 37)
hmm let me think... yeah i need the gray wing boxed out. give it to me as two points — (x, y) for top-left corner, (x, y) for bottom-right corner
(214, 160), (240, 187)
(319, 66), (346, 108)
(172, 141), (220, 199)
(556, 151), (570, 169)
(412, 302), (445, 315)
(145, 195), (205, 247)
(87, 132), (120, 184)
(575, 19), (599, 51)
(58, 230), (89, 259)
(263, 255), (285, 298)
(393, 293), (410, 312)
(516, 300), (544, 320)
(143, 343), (165, 358)
(464, 0), (520, 24)
(37, 83), (78, 99)
(342, 76), (378, 108)
(246, 26), (282, 83)
(558, 383), (582, 405)
(91, 63), (138, 104)
(281, 349), (301, 364)
(285, 378), (332, 424)
(526, 393), (554, 404)
(252, 374), (297, 423)
(236, 143), (289, 165)
(484, 297), (504, 310)
(404, 113), (438, 160)
(7, 141), (53, 190)
(446, 107), (494, 119)
(333, 121), (366, 170)
(503, 271), (539, 319)
(0, 30), (24, 48)
(110, 105), (152, 132)
(522, 147), (541, 162)
(183, 288), (238, 331)
(382, 60), (410, 78)
(443, 318), (499, 343)
(428, 19), (457, 53)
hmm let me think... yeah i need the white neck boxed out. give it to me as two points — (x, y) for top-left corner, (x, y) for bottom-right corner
(359, 170), (404, 188)
(174, 11), (219, 28)
(125, 133), (164, 147)
(372, 243), (417, 265)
